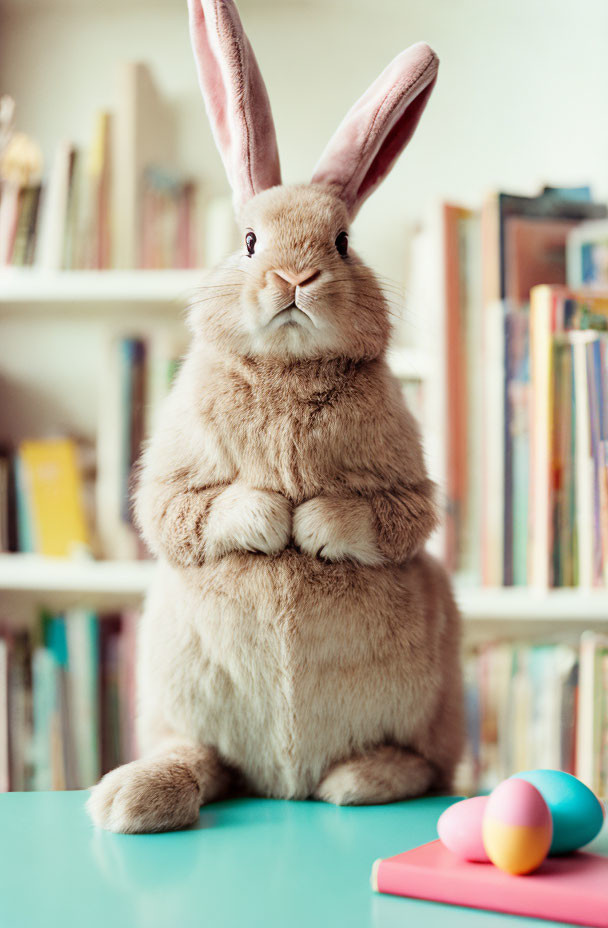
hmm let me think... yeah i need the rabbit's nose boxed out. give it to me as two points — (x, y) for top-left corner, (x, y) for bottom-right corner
(271, 268), (321, 288)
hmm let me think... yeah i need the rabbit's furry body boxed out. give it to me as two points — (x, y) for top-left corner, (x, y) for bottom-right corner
(135, 347), (462, 800)
(87, 10), (464, 834)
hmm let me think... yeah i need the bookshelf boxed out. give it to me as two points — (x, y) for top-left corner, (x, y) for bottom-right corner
(2, 4), (607, 796)
(0, 266), (605, 625)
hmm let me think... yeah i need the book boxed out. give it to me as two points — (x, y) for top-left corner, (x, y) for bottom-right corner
(577, 631), (608, 793)
(121, 338), (147, 524)
(482, 187), (606, 305)
(139, 167), (197, 269)
(528, 288), (608, 588)
(10, 183), (41, 266)
(372, 839), (608, 927)
(481, 300), (505, 585)
(113, 61), (175, 269)
(66, 610), (99, 788)
(16, 438), (90, 558)
(505, 309), (530, 585)
(82, 111), (112, 270)
(99, 616), (123, 776)
(0, 448), (14, 552)
(43, 614), (78, 789)
(468, 639), (580, 794)
(36, 140), (74, 270)
(572, 332), (595, 588)
(0, 610), (136, 791)
(31, 644), (59, 790)
(13, 453), (34, 554)
(568, 219), (608, 289)
(7, 631), (33, 791)
(61, 149), (82, 269)
(442, 204), (472, 573)
(504, 215), (586, 303)
(96, 335), (148, 558)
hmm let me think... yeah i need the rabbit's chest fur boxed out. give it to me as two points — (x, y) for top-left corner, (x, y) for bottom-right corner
(195, 355), (378, 500)
(141, 552), (445, 799)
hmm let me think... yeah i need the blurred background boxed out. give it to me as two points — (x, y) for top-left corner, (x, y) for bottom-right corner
(3, 0), (608, 283)
(1, 0), (608, 800)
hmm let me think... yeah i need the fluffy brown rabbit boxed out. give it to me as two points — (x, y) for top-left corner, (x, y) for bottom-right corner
(87, 0), (464, 833)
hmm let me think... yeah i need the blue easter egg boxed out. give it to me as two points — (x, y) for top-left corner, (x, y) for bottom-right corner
(511, 769), (604, 854)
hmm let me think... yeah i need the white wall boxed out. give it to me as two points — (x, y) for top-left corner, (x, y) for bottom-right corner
(2, 0), (608, 297)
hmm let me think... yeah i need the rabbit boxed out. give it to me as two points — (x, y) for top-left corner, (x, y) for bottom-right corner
(87, 0), (464, 834)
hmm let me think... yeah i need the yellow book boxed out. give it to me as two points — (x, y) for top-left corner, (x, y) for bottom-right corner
(19, 439), (89, 557)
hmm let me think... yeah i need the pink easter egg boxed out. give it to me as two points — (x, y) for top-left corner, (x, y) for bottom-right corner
(483, 778), (552, 875)
(437, 796), (490, 862)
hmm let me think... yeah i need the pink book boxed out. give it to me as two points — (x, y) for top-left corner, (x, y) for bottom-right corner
(372, 839), (608, 927)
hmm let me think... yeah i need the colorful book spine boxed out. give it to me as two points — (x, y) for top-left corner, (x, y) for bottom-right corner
(3, 75), (201, 269)
(2, 616), (608, 796)
(0, 611), (137, 791)
(481, 300), (505, 585)
(66, 610), (100, 787)
(461, 639), (581, 796)
(15, 439), (90, 558)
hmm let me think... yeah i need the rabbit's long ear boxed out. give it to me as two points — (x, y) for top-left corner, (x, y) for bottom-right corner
(188, 0), (281, 209)
(311, 43), (438, 219)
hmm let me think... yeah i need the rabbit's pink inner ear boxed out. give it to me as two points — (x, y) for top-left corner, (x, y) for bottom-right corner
(311, 43), (438, 219)
(188, 0), (281, 210)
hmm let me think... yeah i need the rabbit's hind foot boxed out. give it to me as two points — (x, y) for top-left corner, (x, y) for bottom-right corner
(86, 742), (233, 833)
(314, 744), (434, 806)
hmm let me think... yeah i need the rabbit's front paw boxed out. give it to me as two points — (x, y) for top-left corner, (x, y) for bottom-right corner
(205, 484), (291, 558)
(87, 756), (201, 834)
(293, 496), (384, 566)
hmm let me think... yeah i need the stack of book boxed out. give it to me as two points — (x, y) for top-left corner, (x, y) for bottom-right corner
(0, 329), (181, 559)
(139, 168), (197, 269)
(0, 99), (43, 267)
(528, 288), (608, 588)
(0, 610), (137, 791)
(96, 329), (182, 559)
(459, 631), (608, 798)
(413, 186), (608, 587)
(2, 615), (606, 795)
(0, 64), (200, 270)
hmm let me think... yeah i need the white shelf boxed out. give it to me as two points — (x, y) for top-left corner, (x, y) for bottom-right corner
(0, 554), (607, 623)
(456, 585), (608, 623)
(0, 269), (205, 306)
(0, 554), (154, 598)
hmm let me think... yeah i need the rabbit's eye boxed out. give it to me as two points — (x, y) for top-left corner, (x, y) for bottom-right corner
(335, 231), (348, 257)
(245, 231), (256, 256)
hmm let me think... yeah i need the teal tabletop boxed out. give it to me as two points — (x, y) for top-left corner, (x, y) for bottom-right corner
(0, 792), (607, 928)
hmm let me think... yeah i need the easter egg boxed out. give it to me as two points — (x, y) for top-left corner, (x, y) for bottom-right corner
(511, 769), (605, 854)
(482, 779), (552, 875)
(437, 796), (490, 862)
